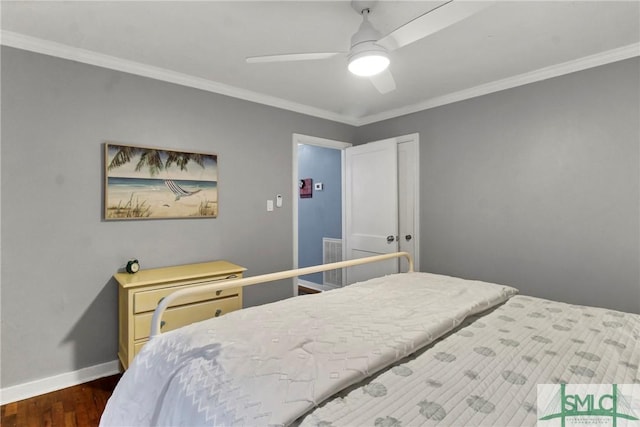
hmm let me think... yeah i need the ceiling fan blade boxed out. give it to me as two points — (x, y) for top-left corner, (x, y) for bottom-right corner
(377, 1), (494, 51)
(369, 68), (396, 94)
(246, 52), (342, 64)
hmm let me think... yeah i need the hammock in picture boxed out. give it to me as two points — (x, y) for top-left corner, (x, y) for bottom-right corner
(164, 180), (201, 201)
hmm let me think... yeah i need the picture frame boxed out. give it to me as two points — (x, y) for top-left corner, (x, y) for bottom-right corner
(299, 178), (313, 198)
(104, 143), (218, 220)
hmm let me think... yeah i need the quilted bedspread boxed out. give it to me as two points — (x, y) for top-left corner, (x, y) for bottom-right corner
(299, 295), (640, 426)
(100, 272), (517, 426)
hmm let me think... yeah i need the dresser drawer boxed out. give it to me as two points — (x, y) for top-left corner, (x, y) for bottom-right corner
(134, 296), (240, 340)
(134, 341), (146, 358)
(134, 282), (241, 314)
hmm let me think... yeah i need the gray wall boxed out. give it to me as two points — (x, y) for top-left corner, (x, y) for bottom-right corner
(2, 46), (638, 390)
(298, 144), (342, 284)
(0, 47), (356, 387)
(356, 58), (640, 314)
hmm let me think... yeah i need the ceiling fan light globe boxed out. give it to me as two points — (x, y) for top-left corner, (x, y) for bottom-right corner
(348, 52), (390, 77)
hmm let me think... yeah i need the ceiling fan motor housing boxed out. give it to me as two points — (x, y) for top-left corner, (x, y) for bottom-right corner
(349, 39), (387, 63)
(350, 13), (382, 48)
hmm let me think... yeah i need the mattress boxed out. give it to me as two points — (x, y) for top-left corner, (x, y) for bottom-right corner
(298, 295), (640, 426)
(100, 272), (517, 426)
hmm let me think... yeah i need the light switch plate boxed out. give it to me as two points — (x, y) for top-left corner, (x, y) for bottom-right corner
(267, 200), (274, 211)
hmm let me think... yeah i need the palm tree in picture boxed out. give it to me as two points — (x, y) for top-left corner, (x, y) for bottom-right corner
(108, 145), (211, 176)
(135, 149), (164, 176)
(107, 145), (139, 171)
(165, 151), (207, 172)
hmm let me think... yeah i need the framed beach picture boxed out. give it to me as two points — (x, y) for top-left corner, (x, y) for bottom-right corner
(104, 143), (218, 220)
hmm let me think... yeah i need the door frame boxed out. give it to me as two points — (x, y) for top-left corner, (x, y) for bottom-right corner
(292, 133), (351, 296)
(396, 133), (420, 273)
(292, 132), (420, 295)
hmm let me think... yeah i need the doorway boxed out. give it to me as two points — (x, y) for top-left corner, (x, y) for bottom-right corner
(292, 133), (420, 295)
(293, 134), (351, 295)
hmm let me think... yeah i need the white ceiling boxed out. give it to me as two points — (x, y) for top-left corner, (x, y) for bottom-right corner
(2, 1), (639, 126)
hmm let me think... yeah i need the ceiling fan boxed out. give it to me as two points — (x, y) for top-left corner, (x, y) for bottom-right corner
(246, 0), (492, 94)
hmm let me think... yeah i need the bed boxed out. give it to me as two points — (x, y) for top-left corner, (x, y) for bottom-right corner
(100, 252), (640, 426)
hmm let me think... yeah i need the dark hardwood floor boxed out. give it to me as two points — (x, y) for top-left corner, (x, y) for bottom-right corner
(1, 374), (121, 427)
(298, 285), (321, 295)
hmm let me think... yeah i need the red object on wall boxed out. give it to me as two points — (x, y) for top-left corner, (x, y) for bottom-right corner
(299, 178), (313, 198)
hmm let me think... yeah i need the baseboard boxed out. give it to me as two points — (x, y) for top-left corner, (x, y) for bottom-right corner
(0, 359), (121, 405)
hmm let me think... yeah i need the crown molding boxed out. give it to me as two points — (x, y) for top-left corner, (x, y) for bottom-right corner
(355, 42), (640, 126)
(0, 31), (358, 126)
(2, 31), (638, 128)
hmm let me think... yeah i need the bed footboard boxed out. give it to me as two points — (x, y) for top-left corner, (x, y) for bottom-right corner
(150, 251), (413, 338)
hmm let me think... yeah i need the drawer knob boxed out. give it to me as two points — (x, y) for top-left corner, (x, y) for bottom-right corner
(216, 290), (222, 296)
(215, 309), (222, 317)
(226, 274), (238, 279)
(160, 320), (166, 328)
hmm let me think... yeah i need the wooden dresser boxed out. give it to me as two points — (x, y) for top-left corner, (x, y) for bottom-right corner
(115, 260), (246, 369)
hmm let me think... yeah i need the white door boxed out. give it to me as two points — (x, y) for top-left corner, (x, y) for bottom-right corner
(345, 138), (399, 284)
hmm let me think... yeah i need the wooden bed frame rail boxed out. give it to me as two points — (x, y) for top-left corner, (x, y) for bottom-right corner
(150, 251), (414, 338)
